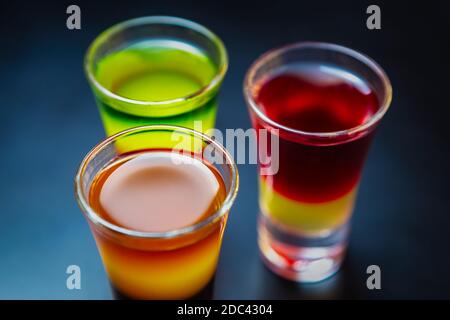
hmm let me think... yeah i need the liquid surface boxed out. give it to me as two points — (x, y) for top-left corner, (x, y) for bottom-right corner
(96, 40), (217, 102)
(256, 65), (379, 133)
(93, 40), (219, 136)
(89, 151), (226, 232)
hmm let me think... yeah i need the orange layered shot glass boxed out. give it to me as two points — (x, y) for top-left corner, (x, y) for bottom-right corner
(75, 126), (238, 299)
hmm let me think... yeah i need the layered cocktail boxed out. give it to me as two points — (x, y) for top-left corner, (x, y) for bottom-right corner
(85, 17), (227, 137)
(245, 43), (392, 282)
(75, 126), (238, 299)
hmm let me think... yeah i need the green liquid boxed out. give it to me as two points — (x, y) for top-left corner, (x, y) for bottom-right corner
(92, 41), (219, 136)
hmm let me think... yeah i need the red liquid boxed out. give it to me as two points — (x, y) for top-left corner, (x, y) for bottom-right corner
(253, 65), (380, 203)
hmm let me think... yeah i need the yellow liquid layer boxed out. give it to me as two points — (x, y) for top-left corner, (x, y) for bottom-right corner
(93, 222), (226, 299)
(259, 178), (357, 235)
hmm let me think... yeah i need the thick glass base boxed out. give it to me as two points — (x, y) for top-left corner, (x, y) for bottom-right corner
(258, 215), (348, 283)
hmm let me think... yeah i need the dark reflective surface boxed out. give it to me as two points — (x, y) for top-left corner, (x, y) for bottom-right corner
(0, 0), (449, 299)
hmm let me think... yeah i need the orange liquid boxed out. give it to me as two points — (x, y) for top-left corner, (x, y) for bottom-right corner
(88, 150), (227, 299)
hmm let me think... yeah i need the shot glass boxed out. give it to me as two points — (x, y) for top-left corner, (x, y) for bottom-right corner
(84, 16), (228, 136)
(244, 42), (392, 282)
(75, 125), (238, 299)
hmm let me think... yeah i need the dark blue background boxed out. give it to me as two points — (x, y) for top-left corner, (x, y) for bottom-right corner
(0, 0), (449, 299)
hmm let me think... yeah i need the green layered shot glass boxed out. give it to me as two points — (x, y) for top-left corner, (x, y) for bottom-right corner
(85, 16), (228, 137)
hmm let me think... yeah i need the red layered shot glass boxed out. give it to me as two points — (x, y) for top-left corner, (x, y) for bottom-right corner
(245, 43), (392, 282)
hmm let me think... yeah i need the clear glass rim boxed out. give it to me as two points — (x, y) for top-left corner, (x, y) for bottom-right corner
(243, 41), (393, 139)
(84, 16), (228, 107)
(74, 125), (239, 239)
